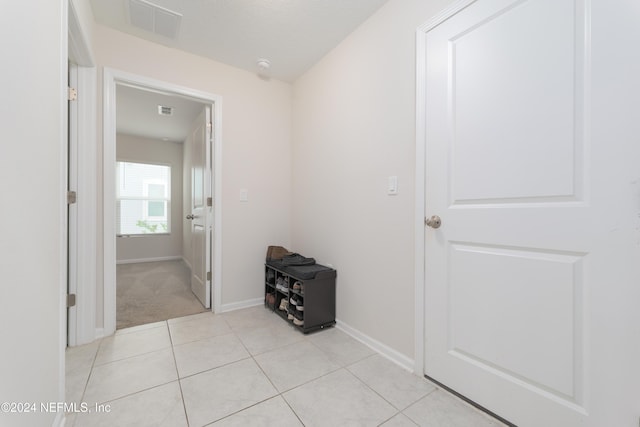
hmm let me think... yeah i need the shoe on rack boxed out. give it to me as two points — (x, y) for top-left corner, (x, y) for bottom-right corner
(289, 295), (298, 306)
(276, 277), (289, 293)
(266, 269), (275, 284)
(265, 293), (275, 307)
(278, 298), (289, 311)
(292, 281), (303, 292)
(293, 316), (304, 326)
(287, 312), (294, 320)
(296, 303), (304, 311)
(281, 253), (316, 266)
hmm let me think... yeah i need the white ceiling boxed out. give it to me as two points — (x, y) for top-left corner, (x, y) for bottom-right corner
(90, 0), (389, 82)
(116, 84), (205, 142)
(104, 0), (389, 141)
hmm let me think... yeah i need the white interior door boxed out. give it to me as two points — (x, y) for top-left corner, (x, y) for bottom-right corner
(422, 0), (638, 425)
(189, 106), (212, 308)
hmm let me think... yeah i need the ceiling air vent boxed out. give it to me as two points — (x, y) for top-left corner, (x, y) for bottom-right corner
(158, 105), (174, 116)
(128, 0), (182, 39)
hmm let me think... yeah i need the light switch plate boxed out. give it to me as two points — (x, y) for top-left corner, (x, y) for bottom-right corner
(240, 189), (248, 202)
(388, 176), (398, 195)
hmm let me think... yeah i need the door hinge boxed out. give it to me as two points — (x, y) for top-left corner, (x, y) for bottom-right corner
(207, 197), (213, 207)
(206, 271), (212, 281)
(67, 191), (77, 204)
(67, 294), (76, 308)
(68, 87), (78, 101)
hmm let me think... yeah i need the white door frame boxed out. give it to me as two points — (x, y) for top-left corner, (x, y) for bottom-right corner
(68, 0), (97, 347)
(58, 2), (69, 425)
(102, 68), (223, 336)
(414, 0), (478, 376)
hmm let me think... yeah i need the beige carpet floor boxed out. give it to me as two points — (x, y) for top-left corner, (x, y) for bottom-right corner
(116, 260), (207, 330)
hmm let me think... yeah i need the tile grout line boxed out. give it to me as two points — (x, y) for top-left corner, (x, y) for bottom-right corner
(65, 339), (103, 427)
(167, 320), (192, 427)
(71, 342), (187, 421)
(343, 358), (441, 419)
(376, 412), (418, 427)
(228, 316), (312, 425)
(84, 322), (178, 407)
(83, 380), (180, 407)
(92, 344), (174, 368)
(338, 367), (405, 418)
(228, 307), (397, 425)
(304, 334), (375, 367)
(177, 354), (254, 381)
(196, 323), (292, 426)
(279, 394), (306, 426)
(113, 324), (167, 336)
(171, 316), (255, 380)
(78, 338), (105, 404)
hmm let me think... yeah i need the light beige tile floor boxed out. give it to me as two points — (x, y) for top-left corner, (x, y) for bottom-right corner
(65, 306), (506, 427)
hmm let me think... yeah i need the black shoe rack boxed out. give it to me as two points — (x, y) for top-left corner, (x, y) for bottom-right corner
(264, 263), (336, 333)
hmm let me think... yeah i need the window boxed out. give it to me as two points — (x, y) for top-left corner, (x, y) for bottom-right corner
(116, 161), (171, 235)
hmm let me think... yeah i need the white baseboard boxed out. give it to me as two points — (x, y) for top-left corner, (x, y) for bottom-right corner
(219, 298), (263, 313)
(116, 256), (183, 265)
(182, 256), (192, 270)
(336, 319), (415, 373)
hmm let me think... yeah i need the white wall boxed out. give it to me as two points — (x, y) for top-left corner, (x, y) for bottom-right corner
(94, 23), (292, 325)
(0, 2), (66, 426)
(291, 0), (451, 360)
(70, 0), (95, 51)
(116, 133), (184, 262)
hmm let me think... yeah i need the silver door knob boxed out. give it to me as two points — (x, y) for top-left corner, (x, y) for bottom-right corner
(186, 214), (195, 220)
(425, 215), (442, 229)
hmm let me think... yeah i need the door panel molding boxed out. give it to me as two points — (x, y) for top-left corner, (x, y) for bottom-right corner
(446, 242), (585, 403)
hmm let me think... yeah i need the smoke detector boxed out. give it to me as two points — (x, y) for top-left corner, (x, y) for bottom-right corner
(257, 59), (271, 77)
(128, 0), (182, 39)
(157, 105), (174, 116)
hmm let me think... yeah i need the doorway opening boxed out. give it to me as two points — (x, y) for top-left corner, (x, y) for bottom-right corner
(103, 69), (222, 336)
(115, 84), (210, 328)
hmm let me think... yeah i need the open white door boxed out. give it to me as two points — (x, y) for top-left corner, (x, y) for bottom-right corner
(421, 0), (639, 425)
(188, 106), (212, 309)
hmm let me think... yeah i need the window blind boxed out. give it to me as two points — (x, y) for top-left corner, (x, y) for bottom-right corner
(116, 161), (171, 235)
